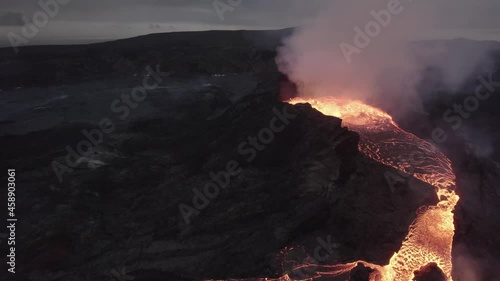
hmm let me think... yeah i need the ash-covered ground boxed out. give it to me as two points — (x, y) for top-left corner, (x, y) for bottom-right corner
(0, 30), (499, 281)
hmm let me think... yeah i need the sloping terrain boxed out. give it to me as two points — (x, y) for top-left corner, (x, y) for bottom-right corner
(0, 74), (437, 280)
(1, 30), (499, 280)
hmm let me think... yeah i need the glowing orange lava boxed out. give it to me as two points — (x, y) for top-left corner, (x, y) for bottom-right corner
(289, 97), (460, 281)
(210, 97), (460, 281)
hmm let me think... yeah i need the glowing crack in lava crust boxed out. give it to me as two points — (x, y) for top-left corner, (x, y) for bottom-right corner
(212, 97), (460, 281)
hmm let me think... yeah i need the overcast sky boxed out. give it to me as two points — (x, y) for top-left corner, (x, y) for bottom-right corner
(1, 0), (500, 47)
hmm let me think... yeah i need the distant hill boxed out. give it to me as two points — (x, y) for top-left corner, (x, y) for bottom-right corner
(0, 29), (294, 89)
(1, 29), (500, 90)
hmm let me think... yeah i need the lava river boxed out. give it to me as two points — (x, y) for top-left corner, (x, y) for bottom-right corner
(214, 97), (460, 281)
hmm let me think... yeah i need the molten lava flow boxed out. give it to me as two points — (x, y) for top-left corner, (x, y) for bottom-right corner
(210, 97), (460, 281)
(289, 97), (460, 281)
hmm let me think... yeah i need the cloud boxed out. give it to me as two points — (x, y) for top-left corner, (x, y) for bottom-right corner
(0, 11), (24, 26)
(1, 0), (500, 46)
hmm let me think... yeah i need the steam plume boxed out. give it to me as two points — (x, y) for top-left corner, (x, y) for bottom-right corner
(276, 0), (496, 112)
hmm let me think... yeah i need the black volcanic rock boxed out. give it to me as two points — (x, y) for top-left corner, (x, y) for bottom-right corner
(0, 29), (293, 89)
(412, 263), (446, 281)
(452, 157), (500, 281)
(350, 263), (374, 281)
(0, 78), (439, 281)
(0, 29), (468, 281)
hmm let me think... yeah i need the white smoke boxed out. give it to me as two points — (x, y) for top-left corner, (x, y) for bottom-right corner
(276, 0), (497, 113)
(454, 254), (482, 281)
